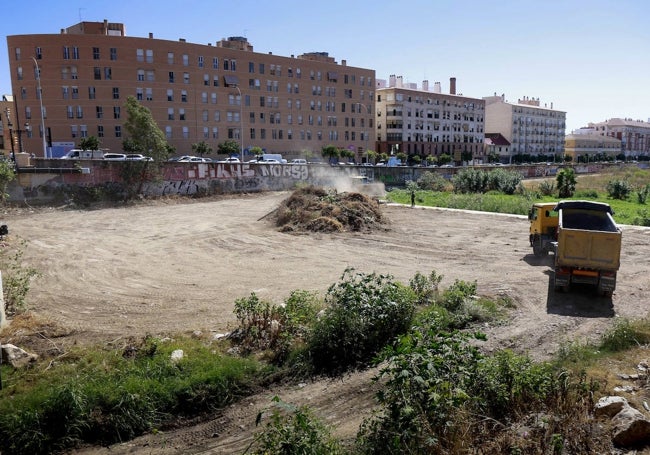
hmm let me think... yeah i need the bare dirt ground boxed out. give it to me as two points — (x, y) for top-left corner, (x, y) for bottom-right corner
(3, 191), (650, 454)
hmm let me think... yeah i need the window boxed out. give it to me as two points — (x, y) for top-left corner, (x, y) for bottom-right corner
(113, 106), (120, 119)
(110, 47), (117, 60)
(71, 125), (78, 138)
(259, 63), (265, 74)
(96, 106), (103, 118)
(212, 57), (219, 69)
(182, 126), (189, 139)
(112, 87), (120, 99)
(146, 70), (155, 81)
(63, 46), (70, 59)
(183, 72), (190, 84)
(168, 108), (174, 120)
(71, 86), (79, 99)
(202, 110), (209, 121)
(104, 67), (112, 80)
(97, 125), (104, 137)
(88, 86), (96, 99)
(93, 47), (100, 59)
(136, 88), (143, 100)
(72, 47), (79, 59)
(179, 109), (185, 121)
(201, 92), (208, 103)
(71, 66), (78, 79)
(181, 90), (188, 102)
(212, 127), (218, 139)
(169, 71), (175, 83)
(62, 86), (69, 99)
(137, 69), (145, 81)
(213, 75), (219, 87)
(165, 126), (172, 139)
(146, 88), (153, 101)
(182, 54), (189, 66)
(115, 125), (121, 138)
(204, 74), (209, 86)
(67, 106), (73, 119)
(61, 67), (69, 79)
(249, 61), (254, 73)
(94, 67), (101, 80)
(224, 59), (229, 71)
(167, 52), (174, 64)
(211, 93), (217, 104)
(145, 49), (153, 63)
(198, 56), (204, 68)
(214, 111), (220, 122)
(76, 106), (83, 118)
(203, 127), (209, 139)
(167, 89), (173, 101)
(137, 49), (144, 62)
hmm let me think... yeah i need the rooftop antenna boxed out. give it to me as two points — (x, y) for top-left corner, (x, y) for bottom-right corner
(78, 7), (85, 22)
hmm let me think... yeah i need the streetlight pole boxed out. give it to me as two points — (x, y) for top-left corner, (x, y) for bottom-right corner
(32, 57), (48, 158)
(235, 86), (243, 161)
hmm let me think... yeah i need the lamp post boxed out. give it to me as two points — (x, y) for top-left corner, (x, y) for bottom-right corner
(32, 57), (48, 158)
(235, 85), (243, 161)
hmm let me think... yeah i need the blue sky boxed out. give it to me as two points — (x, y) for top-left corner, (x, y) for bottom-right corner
(2, 0), (649, 133)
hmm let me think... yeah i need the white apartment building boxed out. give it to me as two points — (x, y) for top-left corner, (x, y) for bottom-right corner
(375, 76), (485, 163)
(484, 94), (566, 160)
(586, 118), (650, 158)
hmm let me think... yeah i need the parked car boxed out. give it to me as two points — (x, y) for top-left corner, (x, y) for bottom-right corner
(103, 153), (126, 161)
(168, 155), (191, 162)
(257, 158), (281, 164)
(124, 154), (153, 161)
(217, 157), (241, 163)
(290, 158), (307, 164)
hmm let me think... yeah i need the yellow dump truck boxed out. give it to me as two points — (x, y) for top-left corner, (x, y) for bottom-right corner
(529, 200), (622, 296)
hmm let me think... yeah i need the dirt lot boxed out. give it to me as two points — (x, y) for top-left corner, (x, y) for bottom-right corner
(4, 191), (650, 454)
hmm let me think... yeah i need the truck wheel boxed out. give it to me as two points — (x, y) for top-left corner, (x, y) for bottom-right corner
(533, 242), (545, 257)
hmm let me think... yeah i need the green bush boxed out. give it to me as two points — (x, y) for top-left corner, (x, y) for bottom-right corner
(606, 179), (632, 200)
(636, 184), (650, 204)
(538, 180), (555, 196)
(487, 168), (522, 195)
(409, 270), (443, 306)
(452, 168), (488, 193)
(416, 171), (447, 192)
(1, 240), (39, 315)
(307, 268), (416, 374)
(249, 396), (343, 454)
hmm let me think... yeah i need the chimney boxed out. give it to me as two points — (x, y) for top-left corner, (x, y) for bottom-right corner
(450, 77), (456, 95)
(434, 81), (441, 93)
(422, 80), (429, 91)
(397, 75), (403, 88)
(389, 74), (396, 87)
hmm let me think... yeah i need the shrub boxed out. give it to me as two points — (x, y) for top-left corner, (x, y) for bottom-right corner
(409, 270), (443, 306)
(452, 168), (488, 193)
(307, 268), (416, 374)
(538, 180), (555, 196)
(440, 279), (477, 312)
(1, 240), (39, 315)
(417, 171), (447, 192)
(606, 179), (632, 200)
(556, 168), (576, 198)
(249, 396), (343, 455)
(636, 184), (650, 204)
(486, 169), (522, 195)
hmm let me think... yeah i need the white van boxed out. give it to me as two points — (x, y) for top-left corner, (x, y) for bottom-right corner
(60, 149), (104, 159)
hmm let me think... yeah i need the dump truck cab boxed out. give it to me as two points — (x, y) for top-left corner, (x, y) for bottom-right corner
(528, 202), (559, 257)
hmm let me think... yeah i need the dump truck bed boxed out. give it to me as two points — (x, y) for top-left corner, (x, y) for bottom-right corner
(554, 201), (621, 271)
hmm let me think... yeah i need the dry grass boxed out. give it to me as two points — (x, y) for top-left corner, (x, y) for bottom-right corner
(274, 185), (386, 233)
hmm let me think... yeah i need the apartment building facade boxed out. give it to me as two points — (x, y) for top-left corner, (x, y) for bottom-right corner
(483, 94), (566, 161)
(585, 118), (650, 159)
(6, 20), (375, 160)
(564, 132), (622, 162)
(375, 76), (486, 163)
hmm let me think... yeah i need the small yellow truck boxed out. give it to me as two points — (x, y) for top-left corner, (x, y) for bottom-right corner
(529, 200), (622, 296)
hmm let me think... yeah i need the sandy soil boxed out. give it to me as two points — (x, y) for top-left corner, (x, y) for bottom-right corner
(4, 191), (650, 454)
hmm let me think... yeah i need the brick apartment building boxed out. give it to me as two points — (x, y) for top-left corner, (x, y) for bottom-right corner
(6, 20), (375, 160)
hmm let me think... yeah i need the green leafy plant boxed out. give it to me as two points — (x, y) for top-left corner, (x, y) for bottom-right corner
(1, 240), (39, 315)
(246, 396), (343, 454)
(307, 268), (416, 374)
(409, 270), (443, 306)
(606, 179), (632, 200)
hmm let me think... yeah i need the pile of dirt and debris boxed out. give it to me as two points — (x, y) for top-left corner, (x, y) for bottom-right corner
(273, 185), (386, 233)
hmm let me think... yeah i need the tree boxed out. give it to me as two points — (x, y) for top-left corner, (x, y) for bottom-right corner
(250, 146), (264, 160)
(461, 150), (473, 164)
(340, 149), (355, 163)
(191, 141), (212, 158)
(321, 145), (340, 164)
(123, 96), (169, 162)
(364, 149), (378, 164)
(439, 153), (453, 165)
(0, 160), (16, 203)
(217, 140), (241, 158)
(425, 155), (437, 166)
(79, 136), (100, 151)
(396, 152), (407, 165)
(556, 167), (577, 198)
